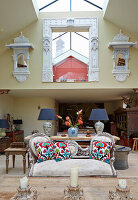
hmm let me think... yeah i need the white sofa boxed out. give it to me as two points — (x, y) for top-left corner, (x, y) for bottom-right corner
(28, 132), (116, 177)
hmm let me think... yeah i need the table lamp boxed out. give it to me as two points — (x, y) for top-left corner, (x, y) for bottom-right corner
(89, 109), (109, 133)
(13, 119), (23, 131)
(0, 119), (10, 137)
(38, 108), (57, 136)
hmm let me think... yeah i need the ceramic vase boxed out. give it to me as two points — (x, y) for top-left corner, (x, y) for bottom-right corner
(68, 127), (78, 137)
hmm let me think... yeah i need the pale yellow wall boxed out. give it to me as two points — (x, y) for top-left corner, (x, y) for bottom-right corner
(0, 11), (138, 89)
(0, 95), (14, 118)
(0, 94), (128, 136)
(0, 95), (58, 136)
(13, 96), (57, 137)
(104, 93), (138, 115)
(104, 101), (122, 115)
(11, 97), (124, 137)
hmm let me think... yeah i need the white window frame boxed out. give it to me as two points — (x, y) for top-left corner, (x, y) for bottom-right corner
(43, 18), (99, 82)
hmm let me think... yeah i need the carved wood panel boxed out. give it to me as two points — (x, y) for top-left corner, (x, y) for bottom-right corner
(43, 18), (99, 82)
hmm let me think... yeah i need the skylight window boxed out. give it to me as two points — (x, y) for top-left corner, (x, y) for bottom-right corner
(37, 0), (104, 12)
(53, 32), (70, 57)
(52, 32), (89, 58)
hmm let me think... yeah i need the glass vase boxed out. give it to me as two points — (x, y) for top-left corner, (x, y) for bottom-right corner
(68, 127), (78, 137)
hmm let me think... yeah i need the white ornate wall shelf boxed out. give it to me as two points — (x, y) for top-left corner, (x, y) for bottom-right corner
(108, 30), (136, 82)
(6, 33), (33, 83)
(43, 18), (99, 82)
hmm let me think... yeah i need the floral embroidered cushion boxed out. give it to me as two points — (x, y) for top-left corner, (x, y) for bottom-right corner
(90, 141), (113, 164)
(53, 142), (72, 162)
(105, 141), (113, 151)
(35, 141), (54, 163)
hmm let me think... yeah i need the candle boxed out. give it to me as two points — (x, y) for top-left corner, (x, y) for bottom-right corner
(118, 179), (127, 189)
(20, 176), (28, 189)
(70, 167), (78, 187)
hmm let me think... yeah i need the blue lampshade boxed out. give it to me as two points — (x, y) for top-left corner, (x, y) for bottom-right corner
(38, 109), (57, 120)
(89, 109), (109, 121)
(0, 119), (10, 128)
(13, 120), (23, 124)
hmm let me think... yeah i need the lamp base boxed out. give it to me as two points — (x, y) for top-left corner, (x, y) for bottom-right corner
(94, 121), (104, 134)
(43, 122), (52, 136)
(15, 124), (21, 131)
(0, 129), (6, 137)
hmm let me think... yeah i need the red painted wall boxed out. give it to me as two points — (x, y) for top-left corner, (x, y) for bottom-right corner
(53, 56), (87, 82)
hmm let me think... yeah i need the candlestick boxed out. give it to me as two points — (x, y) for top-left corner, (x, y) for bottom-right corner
(64, 185), (85, 200)
(70, 167), (78, 187)
(11, 185), (38, 200)
(20, 176), (28, 189)
(118, 179), (127, 189)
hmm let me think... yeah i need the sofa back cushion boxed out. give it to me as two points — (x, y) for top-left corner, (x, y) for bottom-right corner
(35, 141), (54, 163)
(90, 140), (113, 164)
(53, 142), (72, 162)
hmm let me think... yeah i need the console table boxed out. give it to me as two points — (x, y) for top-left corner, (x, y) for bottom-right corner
(51, 135), (94, 147)
(51, 135), (120, 141)
(6, 130), (24, 142)
(51, 135), (94, 141)
(50, 135), (120, 148)
(0, 137), (11, 153)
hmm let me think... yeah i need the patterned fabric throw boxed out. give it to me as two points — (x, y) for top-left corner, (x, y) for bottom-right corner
(53, 142), (72, 162)
(35, 141), (54, 163)
(90, 141), (113, 164)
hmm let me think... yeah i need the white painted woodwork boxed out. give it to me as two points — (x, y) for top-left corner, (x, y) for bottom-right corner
(43, 18), (99, 82)
(109, 31), (136, 82)
(6, 33), (33, 82)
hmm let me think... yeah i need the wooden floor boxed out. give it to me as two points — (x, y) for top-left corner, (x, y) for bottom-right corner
(0, 152), (138, 199)
(0, 177), (138, 200)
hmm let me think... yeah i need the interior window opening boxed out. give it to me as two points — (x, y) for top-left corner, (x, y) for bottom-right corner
(52, 31), (89, 82)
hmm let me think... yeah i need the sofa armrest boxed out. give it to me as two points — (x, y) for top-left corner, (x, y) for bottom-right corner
(28, 148), (36, 176)
(110, 157), (116, 177)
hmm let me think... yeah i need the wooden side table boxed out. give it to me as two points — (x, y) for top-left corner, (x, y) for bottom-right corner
(132, 138), (138, 151)
(4, 147), (28, 174)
